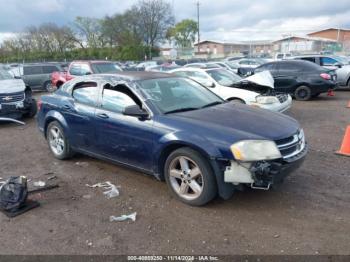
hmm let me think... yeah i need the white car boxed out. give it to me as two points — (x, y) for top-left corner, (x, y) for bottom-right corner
(169, 67), (292, 113)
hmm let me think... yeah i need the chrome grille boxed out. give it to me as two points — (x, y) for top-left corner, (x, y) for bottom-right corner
(0, 92), (24, 104)
(275, 130), (306, 159)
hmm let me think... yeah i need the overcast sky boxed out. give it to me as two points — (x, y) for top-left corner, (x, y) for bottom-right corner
(0, 0), (350, 43)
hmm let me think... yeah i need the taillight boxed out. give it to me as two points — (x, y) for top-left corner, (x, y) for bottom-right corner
(37, 99), (42, 111)
(320, 73), (331, 80)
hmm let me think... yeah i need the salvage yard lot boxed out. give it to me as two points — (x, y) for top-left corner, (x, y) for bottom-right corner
(0, 91), (350, 255)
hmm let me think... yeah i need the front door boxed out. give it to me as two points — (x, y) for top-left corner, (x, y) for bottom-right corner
(94, 83), (154, 171)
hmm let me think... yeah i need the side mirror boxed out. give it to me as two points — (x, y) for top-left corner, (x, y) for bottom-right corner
(123, 105), (149, 118)
(334, 62), (342, 68)
(203, 81), (215, 88)
(85, 71), (92, 75)
(14, 76), (21, 79)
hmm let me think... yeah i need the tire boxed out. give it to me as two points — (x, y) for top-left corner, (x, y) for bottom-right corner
(44, 81), (55, 92)
(26, 98), (37, 118)
(294, 86), (312, 101)
(46, 121), (74, 160)
(164, 147), (217, 206)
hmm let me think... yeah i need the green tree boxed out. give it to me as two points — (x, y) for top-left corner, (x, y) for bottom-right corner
(167, 19), (198, 48)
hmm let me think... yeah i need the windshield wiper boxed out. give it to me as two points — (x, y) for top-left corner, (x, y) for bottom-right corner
(201, 101), (224, 109)
(164, 107), (199, 114)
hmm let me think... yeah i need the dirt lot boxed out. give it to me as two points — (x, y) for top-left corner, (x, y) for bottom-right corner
(0, 91), (350, 256)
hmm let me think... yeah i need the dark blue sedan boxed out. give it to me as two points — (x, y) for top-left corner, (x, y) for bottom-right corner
(37, 72), (307, 206)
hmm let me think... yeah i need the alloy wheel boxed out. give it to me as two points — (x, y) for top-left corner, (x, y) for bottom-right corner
(168, 156), (204, 200)
(48, 126), (65, 156)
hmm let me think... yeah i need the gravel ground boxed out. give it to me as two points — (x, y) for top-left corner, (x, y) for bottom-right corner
(0, 91), (349, 255)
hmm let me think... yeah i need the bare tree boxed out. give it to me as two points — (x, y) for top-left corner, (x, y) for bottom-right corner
(135, 0), (174, 57)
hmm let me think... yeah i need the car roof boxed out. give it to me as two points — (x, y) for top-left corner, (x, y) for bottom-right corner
(73, 72), (175, 82)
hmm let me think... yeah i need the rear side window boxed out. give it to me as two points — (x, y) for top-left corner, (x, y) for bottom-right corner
(276, 62), (301, 73)
(42, 65), (59, 74)
(300, 57), (316, 63)
(69, 65), (82, 76)
(101, 84), (139, 113)
(320, 57), (338, 66)
(72, 82), (99, 106)
(255, 63), (275, 73)
(23, 66), (42, 75)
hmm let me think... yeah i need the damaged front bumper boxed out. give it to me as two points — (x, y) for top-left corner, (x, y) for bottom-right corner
(224, 143), (308, 190)
(0, 100), (31, 120)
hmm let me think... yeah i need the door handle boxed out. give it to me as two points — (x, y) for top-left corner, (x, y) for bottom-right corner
(62, 105), (71, 110)
(97, 113), (109, 119)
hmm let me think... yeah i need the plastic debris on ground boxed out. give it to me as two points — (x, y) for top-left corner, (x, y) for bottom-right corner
(109, 212), (137, 222)
(86, 181), (120, 199)
(33, 181), (46, 187)
(76, 162), (89, 168)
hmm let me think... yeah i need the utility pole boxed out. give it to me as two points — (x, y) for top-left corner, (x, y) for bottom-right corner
(196, 0), (200, 53)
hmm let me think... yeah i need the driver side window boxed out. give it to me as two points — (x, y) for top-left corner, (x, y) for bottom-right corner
(101, 84), (140, 113)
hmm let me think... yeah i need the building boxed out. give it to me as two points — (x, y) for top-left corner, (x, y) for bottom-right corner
(194, 40), (273, 57)
(272, 35), (338, 54)
(307, 28), (350, 43)
(307, 28), (350, 52)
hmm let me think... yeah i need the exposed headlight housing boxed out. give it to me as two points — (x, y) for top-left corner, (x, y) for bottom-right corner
(256, 96), (279, 104)
(231, 140), (282, 162)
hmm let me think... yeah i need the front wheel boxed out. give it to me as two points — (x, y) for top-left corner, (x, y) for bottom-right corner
(46, 121), (74, 160)
(294, 86), (311, 101)
(164, 148), (217, 206)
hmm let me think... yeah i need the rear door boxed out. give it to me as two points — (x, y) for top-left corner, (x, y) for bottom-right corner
(273, 63), (299, 93)
(94, 83), (154, 171)
(60, 81), (100, 151)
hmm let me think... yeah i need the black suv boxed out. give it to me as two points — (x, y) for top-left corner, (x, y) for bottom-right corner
(255, 60), (337, 100)
(11, 63), (64, 92)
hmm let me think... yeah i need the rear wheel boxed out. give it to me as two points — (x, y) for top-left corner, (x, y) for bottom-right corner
(294, 86), (311, 101)
(164, 148), (217, 206)
(46, 121), (73, 160)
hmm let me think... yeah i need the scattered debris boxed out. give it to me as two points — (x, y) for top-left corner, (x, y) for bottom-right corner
(86, 181), (120, 199)
(109, 212), (137, 222)
(274, 234), (280, 238)
(43, 172), (54, 176)
(76, 162), (89, 168)
(47, 175), (57, 180)
(82, 194), (92, 199)
(33, 181), (46, 187)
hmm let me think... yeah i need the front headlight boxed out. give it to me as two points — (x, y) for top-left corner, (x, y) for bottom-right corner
(230, 140), (282, 162)
(256, 96), (279, 104)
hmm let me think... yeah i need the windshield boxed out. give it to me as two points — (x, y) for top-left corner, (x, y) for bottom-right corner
(206, 69), (242, 86)
(91, 63), (122, 73)
(137, 77), (224, 114)
(0, 70), (14, 80)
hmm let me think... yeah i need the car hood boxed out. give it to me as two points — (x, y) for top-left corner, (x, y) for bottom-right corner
(232, 71), (275, 94)
(168, 102), (299, 142)
(0, 79), (26, 93)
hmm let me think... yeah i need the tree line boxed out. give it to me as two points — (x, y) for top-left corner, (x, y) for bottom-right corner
(0, 0), (198, 63)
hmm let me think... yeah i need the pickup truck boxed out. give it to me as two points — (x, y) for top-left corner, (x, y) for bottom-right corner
(51, 61), (122, 88)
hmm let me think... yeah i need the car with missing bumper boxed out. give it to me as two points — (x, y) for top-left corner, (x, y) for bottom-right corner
(170, 67), (292, 113)
(37, 72), (307, 206)
(0, 69), (37, 123)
